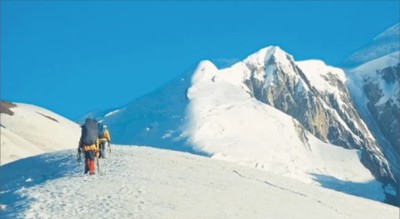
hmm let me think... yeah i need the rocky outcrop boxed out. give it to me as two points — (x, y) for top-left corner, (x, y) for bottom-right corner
(242, 47), (393, 182)
(0, 100), (16, 116)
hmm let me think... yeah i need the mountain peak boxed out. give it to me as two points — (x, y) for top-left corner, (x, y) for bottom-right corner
(256, 45), (284, 55)
(244, 46), (292, 67)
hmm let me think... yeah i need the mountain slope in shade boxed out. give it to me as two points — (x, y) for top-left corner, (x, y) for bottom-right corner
(346, 51), (400, 182)
(343, 23), (399, 68)
(342, 23), (400, 205)
(0, 146), (398, 219)
(0, 101), (81, 164)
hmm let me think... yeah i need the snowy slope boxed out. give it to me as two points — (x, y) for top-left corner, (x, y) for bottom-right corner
(92, 68), (194, 153)
(0, 146), (398, 219)
(0, 102), (81, 164)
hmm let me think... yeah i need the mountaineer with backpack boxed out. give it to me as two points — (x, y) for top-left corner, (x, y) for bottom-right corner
(78, 118), (100, 175)
(98, 124), (111, 158)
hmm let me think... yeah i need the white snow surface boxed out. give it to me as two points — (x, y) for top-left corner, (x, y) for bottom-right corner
(0, 146), (398, 219)
(1, 103), (81, 164)
(184, 59), (387, 201)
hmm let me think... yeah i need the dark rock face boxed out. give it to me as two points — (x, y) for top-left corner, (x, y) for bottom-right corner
(364, 64), (400, 158)
(358, 64), (400, 188)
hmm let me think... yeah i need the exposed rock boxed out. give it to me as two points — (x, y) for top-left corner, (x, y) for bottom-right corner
(0, 100), (16, 116)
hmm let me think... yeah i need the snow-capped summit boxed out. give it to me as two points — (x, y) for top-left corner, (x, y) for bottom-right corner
(242, 46), (273, 65)
(244, 46), (291, 65)
(244, 46), (297, 79)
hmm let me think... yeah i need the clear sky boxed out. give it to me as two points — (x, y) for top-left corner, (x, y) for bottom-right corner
(1, 1), (399, 120)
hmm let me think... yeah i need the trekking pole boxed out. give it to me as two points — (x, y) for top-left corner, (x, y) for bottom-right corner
(77, 148), (82, 162)
(77, 151), (81, 162)
(96, 154), (100, 174)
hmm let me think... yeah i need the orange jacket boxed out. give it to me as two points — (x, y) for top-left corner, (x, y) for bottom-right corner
(99, 129), (111, 142)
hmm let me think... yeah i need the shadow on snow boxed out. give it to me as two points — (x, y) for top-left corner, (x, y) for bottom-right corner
(0, 150), (80, 218)
(310, 173), (398, 206)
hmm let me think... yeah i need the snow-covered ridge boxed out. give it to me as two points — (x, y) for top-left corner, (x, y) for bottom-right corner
(0, 102), (81, 164)
(0, 146), (398, 219)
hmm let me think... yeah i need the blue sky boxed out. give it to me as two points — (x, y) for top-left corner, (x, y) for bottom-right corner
(1, 1), (399, 120)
